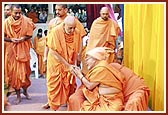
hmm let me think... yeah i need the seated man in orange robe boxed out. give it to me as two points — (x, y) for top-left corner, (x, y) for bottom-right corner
(68, 47), (150, 111)
(46, 15), (82, 110)
(68, 47), (125, 111)
(86, 7), (121, 63)
(34, 29), (47, 77)
(4, 4), (36, 105)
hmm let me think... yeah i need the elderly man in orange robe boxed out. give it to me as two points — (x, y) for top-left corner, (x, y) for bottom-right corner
(43, 4), (86, 66)
(86, 7), (121, 63)
(68, 47), (124, 111)
(46, 15), (82, 110)
(68, 47), (150, 111)
(42, 4), (86, 109)
(4, 4), (36, 104)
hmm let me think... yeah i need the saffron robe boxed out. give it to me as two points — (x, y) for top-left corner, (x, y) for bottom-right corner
(4, 15), (36, 90)
(86, 17), (120, 63)
(110, 63), (150, 111)
(68, 60), (125, 111)
(46, 23), (81, 110)
(34, 36), (47, 74)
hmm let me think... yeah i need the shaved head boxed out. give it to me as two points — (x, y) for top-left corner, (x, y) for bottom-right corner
(100, 7), (109, 13)
(64, 15), (76, 25)
(63, 16), (76, 34)
(100, 7), (109, 21)
(4, 4), (12, 18)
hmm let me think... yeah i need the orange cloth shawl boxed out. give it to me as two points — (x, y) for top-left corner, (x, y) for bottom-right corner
(81, 46), (89, 75)
(46, 23), (81, 110)
(81, 60), (125, 111)
(4, 15), (36, 90)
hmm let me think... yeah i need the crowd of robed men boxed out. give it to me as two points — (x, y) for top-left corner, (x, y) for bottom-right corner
(4, 4), (150, 111)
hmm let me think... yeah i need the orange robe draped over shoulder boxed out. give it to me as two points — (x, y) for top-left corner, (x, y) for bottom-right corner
(34, 36), (47, 74)
(4, 15), (36, 90)
(46, 23), (81, 110)
(81, 46), (88, 75)
(49, 16), (86, 38)
(81, 60), (125, 111)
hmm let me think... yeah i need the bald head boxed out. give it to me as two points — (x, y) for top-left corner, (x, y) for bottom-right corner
(63, 16), (76, 34)
(64, 15), (76, 25)
(100, 7), (109, 21)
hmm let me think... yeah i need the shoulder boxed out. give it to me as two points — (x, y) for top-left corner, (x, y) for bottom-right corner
(50, 23), (63, 34)
(94, 17), (101, 22)
(91, 17), (101, 25)
(92, 61), (108, 71)
(48, 18), (57, 25)
(23, 15), (32, 21)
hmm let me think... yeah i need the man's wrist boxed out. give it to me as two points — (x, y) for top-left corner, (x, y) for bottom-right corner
(80, 75), (84, 80)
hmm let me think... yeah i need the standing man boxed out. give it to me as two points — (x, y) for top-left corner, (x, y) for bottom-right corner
(34, 29), (46, 78)
(43, 4), (86, 66)
(4, 4), (36, 104)
(86, 7), (121, 63)
(42, 4), (86, 109)
(46, 15), (81, 110)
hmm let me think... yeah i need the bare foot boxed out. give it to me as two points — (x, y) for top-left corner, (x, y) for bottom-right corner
(42, 103), (50, 109)
(14, 98), (21, 105)
(23, 92), (31, 100)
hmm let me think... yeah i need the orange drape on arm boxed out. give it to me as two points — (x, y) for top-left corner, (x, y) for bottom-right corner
(81, 46), (89, 75)
(4, 15), (36, 90)
(46, 23), (81, 110)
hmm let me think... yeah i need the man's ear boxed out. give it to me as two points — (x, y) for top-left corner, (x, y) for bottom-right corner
(65, 8), (68, 13)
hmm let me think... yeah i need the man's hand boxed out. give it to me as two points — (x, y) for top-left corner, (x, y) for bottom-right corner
(43, 56), (47, 64)
(69, 65), (83, 79)
(11, 37), (25, 43)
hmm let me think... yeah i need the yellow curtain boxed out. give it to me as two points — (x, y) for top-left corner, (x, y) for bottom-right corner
(124, 4), (165, 111)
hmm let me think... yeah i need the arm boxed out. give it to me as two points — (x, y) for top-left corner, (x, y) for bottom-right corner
(49, 48), (75, 72)
(73, 67), (99, 90)
(22, 35), (32, 41)
(4, 37), (12, 42)
(4, 34), (14, 42)
(77, 38), (83, 66)
(43, 46), (49, 63)
(4, 35), (32, 43)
